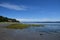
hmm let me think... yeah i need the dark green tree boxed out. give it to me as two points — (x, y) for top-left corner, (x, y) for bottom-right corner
(0, 16), (20, 22)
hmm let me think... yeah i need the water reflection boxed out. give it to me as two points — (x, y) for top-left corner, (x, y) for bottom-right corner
(20, 23), (60, 33)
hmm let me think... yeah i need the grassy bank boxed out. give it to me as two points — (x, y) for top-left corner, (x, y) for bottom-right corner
(6, 24), (44, 29)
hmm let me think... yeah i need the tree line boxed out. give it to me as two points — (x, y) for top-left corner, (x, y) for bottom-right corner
(0, 16), (20, 22)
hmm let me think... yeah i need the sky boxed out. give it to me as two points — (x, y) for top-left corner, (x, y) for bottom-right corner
(0, 0), (60, 22)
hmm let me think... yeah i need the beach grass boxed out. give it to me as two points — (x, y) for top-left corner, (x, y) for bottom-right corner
(6, 24), (44, 29)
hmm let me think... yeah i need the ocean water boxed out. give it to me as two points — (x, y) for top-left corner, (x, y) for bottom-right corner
(22, 23), (60, 33)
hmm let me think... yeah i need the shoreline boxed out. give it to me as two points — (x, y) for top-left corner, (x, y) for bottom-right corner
(0, 23), (60, 40)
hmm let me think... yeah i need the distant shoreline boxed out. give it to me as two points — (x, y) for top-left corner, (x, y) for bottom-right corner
(23, 22), (60, 23)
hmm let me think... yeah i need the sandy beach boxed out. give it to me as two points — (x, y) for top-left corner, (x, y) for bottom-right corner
(0, 24), (60, 40)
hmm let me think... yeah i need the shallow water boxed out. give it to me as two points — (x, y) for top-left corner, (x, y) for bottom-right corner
(22, 23), (60, 33)
(0, 23), (60, 40)
(0, 23), (60, 34)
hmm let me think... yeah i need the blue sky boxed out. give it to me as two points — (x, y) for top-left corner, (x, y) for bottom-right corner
(0, 0), (60, 21)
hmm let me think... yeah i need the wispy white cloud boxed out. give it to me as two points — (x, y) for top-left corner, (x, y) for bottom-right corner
(16, 18), (60, 22)
(0, 3), (27, 10)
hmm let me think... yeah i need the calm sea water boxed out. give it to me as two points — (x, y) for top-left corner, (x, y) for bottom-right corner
(22, 22), (60, 33)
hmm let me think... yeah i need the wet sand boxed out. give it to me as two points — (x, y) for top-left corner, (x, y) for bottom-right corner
(0, 24), (11, 28)
(0, 24), (60, 40)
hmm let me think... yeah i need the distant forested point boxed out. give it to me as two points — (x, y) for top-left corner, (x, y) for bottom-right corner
(0, 16), (20, 22)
